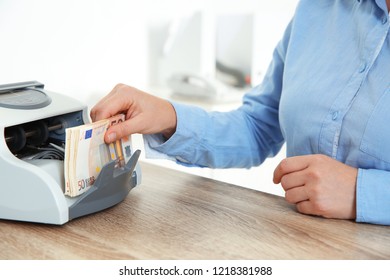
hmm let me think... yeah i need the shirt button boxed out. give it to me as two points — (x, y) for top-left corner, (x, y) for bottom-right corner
(358, 61), (367, 73)
(382, 16), (388, 24)
(332, 111), (339, 120)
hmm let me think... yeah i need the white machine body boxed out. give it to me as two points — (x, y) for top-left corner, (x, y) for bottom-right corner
(0, 81), (141, 224)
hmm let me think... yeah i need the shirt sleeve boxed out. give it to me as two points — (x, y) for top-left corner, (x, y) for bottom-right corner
(356, 168), (390, 225)
(145, 21), (293, 168)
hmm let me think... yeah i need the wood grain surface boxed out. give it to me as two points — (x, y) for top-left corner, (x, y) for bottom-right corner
(0, 162), (389, 259)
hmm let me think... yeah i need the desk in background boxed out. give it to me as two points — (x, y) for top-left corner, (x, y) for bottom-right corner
(0, 163), (389, 259)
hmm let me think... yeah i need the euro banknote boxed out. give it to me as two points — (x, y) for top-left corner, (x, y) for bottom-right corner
(64, 114), (133, 197)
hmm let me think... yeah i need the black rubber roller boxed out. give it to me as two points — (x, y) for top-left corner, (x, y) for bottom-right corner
(5, 126), (26, 153)
(25, 121), (49, 146)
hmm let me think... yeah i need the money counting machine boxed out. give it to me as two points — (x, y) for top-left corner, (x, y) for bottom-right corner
(0, 81), (141, 224)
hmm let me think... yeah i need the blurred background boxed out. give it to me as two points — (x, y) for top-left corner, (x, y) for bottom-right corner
(0, 0), (298, 195)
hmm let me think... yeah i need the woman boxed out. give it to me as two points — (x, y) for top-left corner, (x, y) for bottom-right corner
(91, 0), (390, 225)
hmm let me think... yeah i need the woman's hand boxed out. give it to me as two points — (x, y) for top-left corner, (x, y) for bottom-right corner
(273, 154), (358, 220)
(90, 83), (177, 143)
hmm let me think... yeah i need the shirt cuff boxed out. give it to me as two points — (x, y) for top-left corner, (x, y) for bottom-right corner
(143, 102), (209, 167)
(143, 133), (176, 161)
(356, 168), (390, 225)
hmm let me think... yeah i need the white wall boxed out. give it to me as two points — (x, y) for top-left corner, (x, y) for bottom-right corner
(0, 0), (297, 103)
(0, 0), (149, 105)
(0, 0), (298, 195)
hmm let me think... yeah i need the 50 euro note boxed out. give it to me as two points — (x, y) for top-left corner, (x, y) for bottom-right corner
(64, 114), (133, 197)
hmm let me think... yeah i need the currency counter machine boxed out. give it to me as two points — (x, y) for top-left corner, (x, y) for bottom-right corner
(0, 81), (141, 224)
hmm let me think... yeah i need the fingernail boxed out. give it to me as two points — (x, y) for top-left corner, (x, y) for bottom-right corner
(107, 132), (117, 142)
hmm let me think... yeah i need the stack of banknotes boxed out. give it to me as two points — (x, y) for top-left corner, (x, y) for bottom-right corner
(64, 114), (133, 197)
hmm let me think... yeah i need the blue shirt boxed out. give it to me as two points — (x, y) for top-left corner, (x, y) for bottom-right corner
(146, 0), (390, 225)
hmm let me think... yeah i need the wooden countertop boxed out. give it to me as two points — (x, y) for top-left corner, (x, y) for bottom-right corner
(1, 162), (389, 259)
